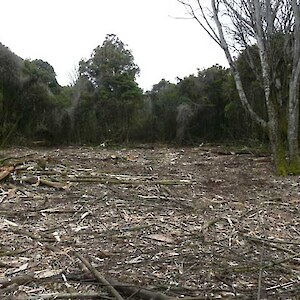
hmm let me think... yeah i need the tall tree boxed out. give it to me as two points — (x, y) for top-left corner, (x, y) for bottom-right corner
(77, 34), (143, 143)
(31, 59), (61, 94)
(79, 33), (140, 88)
(178, 0), (300, 174)
(0, 43), (22, 145)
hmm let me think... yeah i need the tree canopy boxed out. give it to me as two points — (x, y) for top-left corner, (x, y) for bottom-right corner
(73, 34), (143, 143)
(1, 30), (299, 169)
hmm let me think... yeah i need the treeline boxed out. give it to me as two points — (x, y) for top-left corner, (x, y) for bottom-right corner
(0, 34), (268, 147)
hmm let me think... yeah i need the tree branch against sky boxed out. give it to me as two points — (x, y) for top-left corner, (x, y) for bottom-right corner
(177, 0), (300, 175)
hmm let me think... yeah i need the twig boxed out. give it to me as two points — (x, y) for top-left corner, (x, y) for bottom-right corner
(63, 176), (192, 185)
(257, 242), (265, 300)
(244, 235), (298, 255)
(10, 227), (56, 243)
(265, 253), (300, 269)
(21, 176), (68, 190)
(106, 277), (171, 300)
(0, 248), (31, 257)
(0, 153), (36, 165)
(0, 274), (34, 289)
(243, 234), (300, 245)
(266, 280), (295, 291)
(26, 292), (108, 299)
(73, 252), (124, 300)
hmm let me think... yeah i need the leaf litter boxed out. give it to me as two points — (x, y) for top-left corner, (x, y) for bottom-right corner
(0, 145), (299, 299)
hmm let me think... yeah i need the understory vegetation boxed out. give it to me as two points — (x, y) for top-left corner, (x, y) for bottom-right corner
(0, 34), (290, 150)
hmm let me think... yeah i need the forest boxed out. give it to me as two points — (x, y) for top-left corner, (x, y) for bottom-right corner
(0, 33), (267, 148)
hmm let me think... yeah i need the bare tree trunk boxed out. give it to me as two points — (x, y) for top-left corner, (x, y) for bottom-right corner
(268, 102), (288, 175)
(251, 0), (289, 174)
(287, 0), (300, 171)
(178, 0), (300, 174)
(211, 0), (267, 130)
(288, 78), (300, 170)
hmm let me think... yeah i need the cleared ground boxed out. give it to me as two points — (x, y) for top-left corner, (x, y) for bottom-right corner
(0, 145), (299, 299)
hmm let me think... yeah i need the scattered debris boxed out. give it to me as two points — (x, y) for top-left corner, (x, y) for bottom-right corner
(0, 146), (299, 299)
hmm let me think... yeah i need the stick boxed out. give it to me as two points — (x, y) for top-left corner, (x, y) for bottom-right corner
(73, 252), (124, 300)
(106, 277), (172, 300)
(0, 274), (34, 289)
(26, 292), (106, 299)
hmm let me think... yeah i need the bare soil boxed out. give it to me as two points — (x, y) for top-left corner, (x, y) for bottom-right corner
(0, 145), (299, 299)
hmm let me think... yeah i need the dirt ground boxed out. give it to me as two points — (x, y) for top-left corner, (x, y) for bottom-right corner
(0, 145), (299, 299)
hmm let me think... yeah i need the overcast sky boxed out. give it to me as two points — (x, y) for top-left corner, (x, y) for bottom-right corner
(0, 0), (227, 91)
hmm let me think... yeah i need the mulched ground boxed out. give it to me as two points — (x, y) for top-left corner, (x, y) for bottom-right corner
(0, 145), (299, 299)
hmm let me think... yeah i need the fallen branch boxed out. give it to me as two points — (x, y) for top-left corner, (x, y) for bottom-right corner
(26, 292), (107, 299)
(265, 253), (300, 269)
(243, 234), (300, 245)
(73, 252), (124, 300)
(0, 153), (36, 166)
(64, 176), (192, 185)
(53, 271), (173, 300)
(0, 274), (34, 289)
(39, 208), (78, 214)
(21, 176), (69, 190)
(10, 227), (55, 242)
(106, 277), (172, 300)
(0, 248), (31, 257)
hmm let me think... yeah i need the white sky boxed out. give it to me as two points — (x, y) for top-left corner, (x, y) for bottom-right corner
(0, 0), (227, 91)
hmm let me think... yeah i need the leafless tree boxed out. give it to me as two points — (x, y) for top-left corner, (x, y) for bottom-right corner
(68, 64), (80, 86)
(177, 0), (300, 174)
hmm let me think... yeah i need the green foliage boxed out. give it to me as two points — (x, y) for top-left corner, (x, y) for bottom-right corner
(54, 86), (73, 108)
(79, 34), (139, 87)
(32, 59), (61, 94)
(0, 43), (75, 145)
(74, 34), (143, 143)
(0, 44), (22, 145)
(1, 35), (296, 151)
(23, 59), (61, 94)
(149, 80), (181, 141)
(288, 158), (300, 175)
(0, 43), (22, 89)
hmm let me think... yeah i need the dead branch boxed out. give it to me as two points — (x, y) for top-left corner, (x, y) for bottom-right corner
(0, 153), (36, 166)
(26, 292), (107, 299)
(7, 226), (56, 243)
(0, 274), (34, 289)
(106, 277), (172, 300)
(55, 271), (173, 300)
(21, 176), (69, 190)
(265, 253), (300, 269)
(40, 178), (69, 190)
(0, 248), (31, 257)
(243, 234), (300, 246)
(73, 251), (124, 300)
(64, 176), (192, 186)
